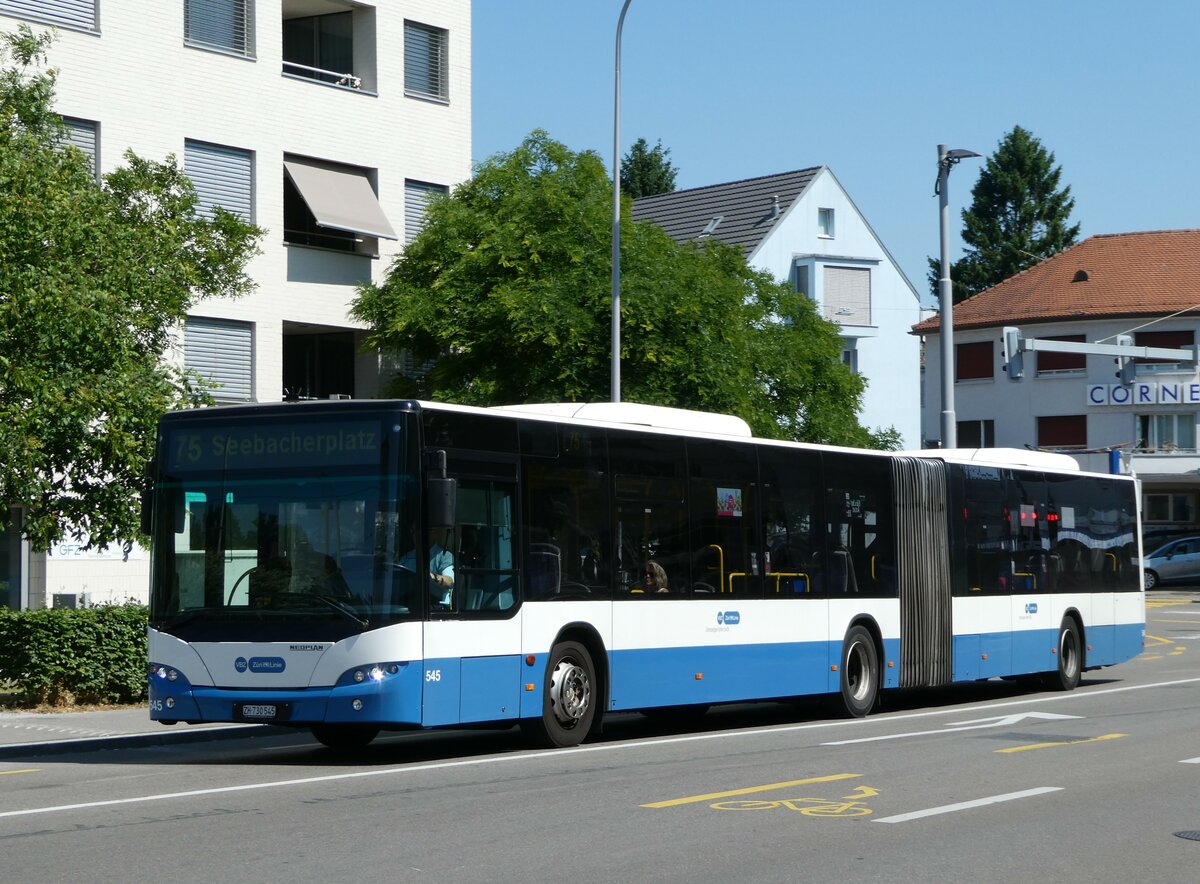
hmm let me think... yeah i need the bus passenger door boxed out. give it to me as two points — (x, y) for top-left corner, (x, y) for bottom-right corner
(423, 473), (522, 727)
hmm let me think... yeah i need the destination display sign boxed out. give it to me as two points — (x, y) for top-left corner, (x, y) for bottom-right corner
(164, 419), (387, 472)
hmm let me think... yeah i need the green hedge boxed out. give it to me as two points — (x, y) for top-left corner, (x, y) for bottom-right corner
(0, 603), (148, 706)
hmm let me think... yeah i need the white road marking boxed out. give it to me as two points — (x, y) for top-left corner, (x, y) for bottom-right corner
(822, 711), (1081, 746)
(874, 787), (1062, 824)
(1, 676), (1198, 822)
(1181, 757), (1200, 764)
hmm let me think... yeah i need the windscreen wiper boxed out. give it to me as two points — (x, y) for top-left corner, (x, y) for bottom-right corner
(283, 592), (370, 629)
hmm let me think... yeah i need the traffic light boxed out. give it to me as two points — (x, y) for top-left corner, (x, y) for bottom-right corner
(1002, 326), (1024, 380)
(1115, 334), (1134, 385)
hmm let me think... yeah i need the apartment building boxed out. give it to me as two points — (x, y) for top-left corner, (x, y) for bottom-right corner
(0, 0), (472, 608)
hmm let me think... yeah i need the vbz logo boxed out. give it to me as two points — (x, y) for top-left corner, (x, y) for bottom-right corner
(717, 611), (741, 626)
(1025, 602), (1038, 615)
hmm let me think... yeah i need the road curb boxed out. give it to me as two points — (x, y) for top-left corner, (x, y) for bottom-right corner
(0, 724), (287, 759)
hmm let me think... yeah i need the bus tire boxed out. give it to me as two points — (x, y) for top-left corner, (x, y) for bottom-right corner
(838, 625), (879, 718)
(522, 640), (597, 748)
(311, 724), (380, 752)
(1045, 618), (1082, 691)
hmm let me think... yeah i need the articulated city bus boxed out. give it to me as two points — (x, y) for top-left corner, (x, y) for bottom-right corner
(145, 400), (1144, 750)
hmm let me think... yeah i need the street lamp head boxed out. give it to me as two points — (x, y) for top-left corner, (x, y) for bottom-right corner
(935, 145), (982, 195)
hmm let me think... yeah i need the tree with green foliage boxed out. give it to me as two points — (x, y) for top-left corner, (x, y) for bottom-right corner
(355, 130), (886, 447)
(929, 125), (1080, 303)
(0, 26), (263, 551)
(620, 136), (678, 198)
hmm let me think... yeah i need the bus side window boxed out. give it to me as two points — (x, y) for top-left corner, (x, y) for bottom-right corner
(687, 438), (760, 598)
(455, 479), (517, 613)
(759, 447), (824, 597)
(823, 453), (895, 598)
(521, 423), (611, 600)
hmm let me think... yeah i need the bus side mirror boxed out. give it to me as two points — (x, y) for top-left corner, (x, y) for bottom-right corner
(427, 477), (457, 529)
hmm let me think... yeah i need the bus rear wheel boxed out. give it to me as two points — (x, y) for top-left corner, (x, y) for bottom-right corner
(522, 640), (597, 748)
(1044, 618), (1082, 692)
(838, 625), (879, 717)
(311, 724), (380, 752)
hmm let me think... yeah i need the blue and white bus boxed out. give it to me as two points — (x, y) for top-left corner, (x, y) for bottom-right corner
(146, 399), (1144, 750)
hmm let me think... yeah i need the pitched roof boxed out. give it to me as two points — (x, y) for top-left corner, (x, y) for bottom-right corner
(912, 230), (1200, 334)
(631, 167), (822, 259)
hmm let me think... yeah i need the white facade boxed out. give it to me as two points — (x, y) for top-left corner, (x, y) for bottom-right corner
(0, 0), (472, 607)
(751, 169), (922, 448)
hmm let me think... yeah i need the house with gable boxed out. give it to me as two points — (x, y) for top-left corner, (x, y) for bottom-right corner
(633, 166), (922, 447)
(911, 229), (1200, 547)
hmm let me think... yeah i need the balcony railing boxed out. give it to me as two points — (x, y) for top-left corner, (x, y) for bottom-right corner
(282, 60), (360, 90)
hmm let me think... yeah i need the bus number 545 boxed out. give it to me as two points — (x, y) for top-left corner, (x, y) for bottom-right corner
(425, 670), (441, 682)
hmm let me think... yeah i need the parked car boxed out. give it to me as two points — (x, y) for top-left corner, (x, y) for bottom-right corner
(1143, 536), (1200, 589)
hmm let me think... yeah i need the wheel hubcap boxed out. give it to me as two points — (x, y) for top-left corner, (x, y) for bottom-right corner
(846, 642), (872, 702)
(1061, 632), (1079, 678)
(549, 658), (590, 727)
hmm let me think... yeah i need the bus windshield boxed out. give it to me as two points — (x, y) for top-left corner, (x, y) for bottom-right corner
(148, 410), (419, 641)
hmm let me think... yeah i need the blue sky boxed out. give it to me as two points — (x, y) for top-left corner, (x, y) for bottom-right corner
(472, 0), (1198, 307)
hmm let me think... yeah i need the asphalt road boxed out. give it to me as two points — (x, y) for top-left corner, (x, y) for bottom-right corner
(2, 596), (1199, 883)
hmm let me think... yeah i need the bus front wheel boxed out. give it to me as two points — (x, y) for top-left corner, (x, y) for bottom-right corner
(838, 625), (879, 717)
(1044, 618), (1082, 692)
(522, 640), (597, 748)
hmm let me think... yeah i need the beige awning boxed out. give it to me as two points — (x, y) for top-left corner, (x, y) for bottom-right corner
(284, 157), (398, 240)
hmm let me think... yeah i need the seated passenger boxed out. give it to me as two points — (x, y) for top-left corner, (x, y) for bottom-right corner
(638, 560), (669, 594)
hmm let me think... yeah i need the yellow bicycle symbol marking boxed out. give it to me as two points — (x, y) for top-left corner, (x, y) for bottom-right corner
(711, 785), (879, 817)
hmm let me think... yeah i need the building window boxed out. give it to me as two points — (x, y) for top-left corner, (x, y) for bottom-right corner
(282, 9), (357, 87)
(1144, 493), (1195, 523)
(957, 419), (995, 448)
(0, 1), (96, 31)
(817, 207), (835, 238)
(823, 266), (870, 325)
(185, 140), (253, 221)
(60, 116), (98, 179)
(1135, 330), (1195, 371)
(404, 180), (448, 243)
(840, 339), (858, 374)
(1137, 413), (1197, 452)
(184, 317), (253, 403)
(794, 264), (810, 299)
(283, 155), (397, 254)
(1037, 415), (1087, 449)
(405, 20), (448, 101)
(185, 0), (254, 57)
(1035, 334), (1086, 375)
(955, 341), (994, 381)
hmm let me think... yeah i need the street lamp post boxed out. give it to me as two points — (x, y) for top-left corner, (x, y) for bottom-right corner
(611, 0), (634, 403)
(935, 144), (981, 449)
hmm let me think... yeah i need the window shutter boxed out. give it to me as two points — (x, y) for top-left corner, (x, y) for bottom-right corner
(404, 180), (448, 243)
(61, 117), (97, 176)
(0, 0), (96, 30)
(404, 20), (448, 100)
(823, 266), (871, 325)
(955, 341), (994, 381)
(1036, 334), (1085, 373)
(1136, 329), (1195, 365)
(185, 141), (253, 221)
(1037, 415), (1087, 448)
(185, 318), (253, 403)
(185, 0), (253, 56)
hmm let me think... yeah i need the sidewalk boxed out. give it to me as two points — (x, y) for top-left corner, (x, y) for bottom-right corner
(0, 706), (274, 759)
